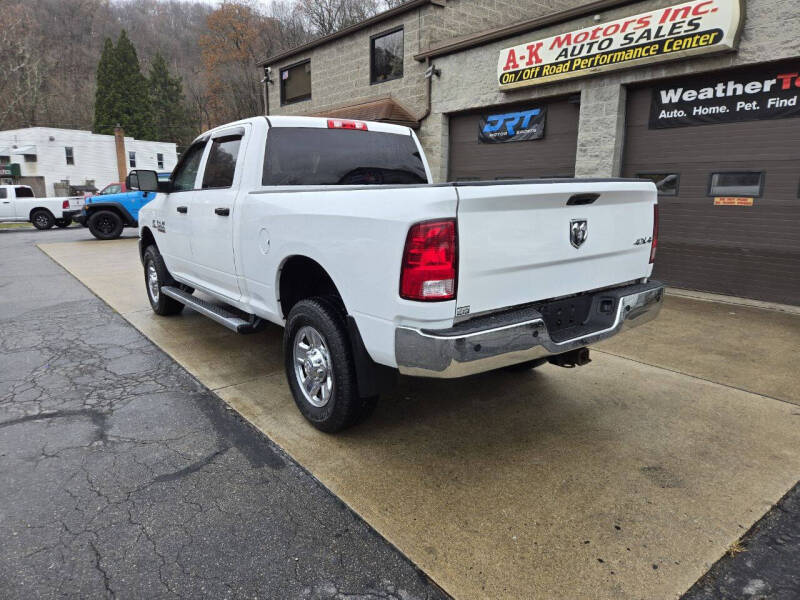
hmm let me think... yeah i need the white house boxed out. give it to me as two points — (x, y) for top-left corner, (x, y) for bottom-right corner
(0, 127), (178, 196)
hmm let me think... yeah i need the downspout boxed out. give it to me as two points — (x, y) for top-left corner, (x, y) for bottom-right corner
(417, 57), (441, 123)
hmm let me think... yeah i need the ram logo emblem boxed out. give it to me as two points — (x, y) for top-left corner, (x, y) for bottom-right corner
(570, 219), (588, 249)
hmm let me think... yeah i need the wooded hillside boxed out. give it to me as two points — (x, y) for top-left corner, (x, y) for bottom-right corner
(1, 0), (402, 146)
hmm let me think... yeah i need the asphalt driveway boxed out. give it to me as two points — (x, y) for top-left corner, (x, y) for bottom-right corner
(0, 227), (446, 599)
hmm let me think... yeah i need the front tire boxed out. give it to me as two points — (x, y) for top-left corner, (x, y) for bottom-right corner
(284, 298), (376, 432)
(55, 218), (72, 228)
(142, 245), (184, 316)
(88, 210), (124, 240)
(31, 209), (54, 230)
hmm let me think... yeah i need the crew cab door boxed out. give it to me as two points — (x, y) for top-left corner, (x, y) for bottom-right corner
(188, 126), (246, 300)
(158, 139), (207, 279)
(0, 188), (13, 219)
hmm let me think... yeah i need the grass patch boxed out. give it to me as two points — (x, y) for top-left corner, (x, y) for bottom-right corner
(0, 222), (33, 229)
(727, 539), (746, 557)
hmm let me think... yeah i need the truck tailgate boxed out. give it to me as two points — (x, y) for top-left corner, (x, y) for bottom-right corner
(455, 180), (656, 316)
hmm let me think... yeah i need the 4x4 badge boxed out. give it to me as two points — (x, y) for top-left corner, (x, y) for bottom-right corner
(570, 219), (587, 249)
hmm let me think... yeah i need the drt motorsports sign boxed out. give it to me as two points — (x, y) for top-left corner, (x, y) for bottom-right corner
(497, 0), (743, 90)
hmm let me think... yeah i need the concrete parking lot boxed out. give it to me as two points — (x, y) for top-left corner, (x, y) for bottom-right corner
(2, 227), (799, 599)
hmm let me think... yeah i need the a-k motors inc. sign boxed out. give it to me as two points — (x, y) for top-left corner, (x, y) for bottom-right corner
(497, 0), (743, 90)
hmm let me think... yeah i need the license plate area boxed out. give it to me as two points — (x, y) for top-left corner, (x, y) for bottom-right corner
(535, 293), (618, 343)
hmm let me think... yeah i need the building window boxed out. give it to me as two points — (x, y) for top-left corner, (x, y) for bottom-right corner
(157, 153), (164, 169)
(65, 147), (74, 165)
(0, 155), (9, 165)
(23, 154), (36, 163)
(708, 171), (764, 197)
(638, 173), (680, 196)
(129, 151), (136, 168)
(280, 60), (311, 105)
(371, 27), (403, 84)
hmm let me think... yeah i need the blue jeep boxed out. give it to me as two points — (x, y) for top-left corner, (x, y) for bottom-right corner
(71, 173), (170, 240)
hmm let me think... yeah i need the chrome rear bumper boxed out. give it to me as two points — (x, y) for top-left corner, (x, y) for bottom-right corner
(395, 281), (664, 378)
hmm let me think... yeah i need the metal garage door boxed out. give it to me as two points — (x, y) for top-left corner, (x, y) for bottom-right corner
(623, 64), (800, 305)
(449, 97), (579, 181)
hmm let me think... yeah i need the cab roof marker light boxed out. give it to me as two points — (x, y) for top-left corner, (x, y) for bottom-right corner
(327, 119), (368, 130)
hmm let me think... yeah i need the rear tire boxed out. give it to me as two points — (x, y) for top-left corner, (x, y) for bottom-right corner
(88, 210), (124, 240)
(143, 245), (184, 316)
(503, 358), (548, 372)
(284, 297), (377, 432)
(55, 218), (72, 228)
(31, 209), (54, 230)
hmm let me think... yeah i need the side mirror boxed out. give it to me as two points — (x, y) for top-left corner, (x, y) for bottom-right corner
(126, 169), (159, 192)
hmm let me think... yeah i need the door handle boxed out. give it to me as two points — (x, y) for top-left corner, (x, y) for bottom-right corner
(214, 207), (230, 216)
(176, 206), (188, 214)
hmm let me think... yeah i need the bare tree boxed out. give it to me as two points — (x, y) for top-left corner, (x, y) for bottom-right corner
(296, 0), (383, 36)
(0, 5), (46, 129)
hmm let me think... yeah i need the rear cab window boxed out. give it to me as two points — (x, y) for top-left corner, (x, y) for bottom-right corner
(14, 187), (34, 198)
(262, 127), (427, 186)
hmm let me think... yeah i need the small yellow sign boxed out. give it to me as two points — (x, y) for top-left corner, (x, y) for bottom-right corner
(714, 197), (754, 206)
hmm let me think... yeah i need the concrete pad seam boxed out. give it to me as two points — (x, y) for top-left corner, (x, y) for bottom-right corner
(667, 287), (800, 315)
(211, 374), (281, 393)
(593, 347), (795, 407)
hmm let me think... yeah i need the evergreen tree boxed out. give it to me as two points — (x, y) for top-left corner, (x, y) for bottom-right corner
(148, 53), (195, 146)
(92, 38), (116, 135)
(92, 30), (154, 139)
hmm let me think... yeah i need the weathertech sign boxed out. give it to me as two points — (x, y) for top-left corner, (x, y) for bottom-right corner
(650, 64), (800, 128)
(497, 0), (742, 90)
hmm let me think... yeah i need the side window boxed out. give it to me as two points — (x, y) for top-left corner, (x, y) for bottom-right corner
(708, 172), (764, 197)
(15, 187), (34, 198)
(201, 135), (242, 189)
(171, 141), (207, 192)
(638, 173), (680, 196)
(371, 27), (404, 84)
(280, 60), (311, 105)
(0, 188), (7, 199)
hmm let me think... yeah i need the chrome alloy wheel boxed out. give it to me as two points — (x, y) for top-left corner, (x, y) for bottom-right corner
(34, 213), (49, 228)
(146, 261), (160, 303)
(293, 325), (333, 408)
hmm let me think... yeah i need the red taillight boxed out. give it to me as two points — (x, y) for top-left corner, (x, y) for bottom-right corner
(327, 118), (368, 130)
(62, 200), (70, 209)
(650, 204), (658, 264)
(400, 219), (457, 301)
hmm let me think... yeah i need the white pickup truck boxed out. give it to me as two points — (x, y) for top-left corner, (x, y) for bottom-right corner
(0, 184), (84, 229)
(133, 116), (663, 432)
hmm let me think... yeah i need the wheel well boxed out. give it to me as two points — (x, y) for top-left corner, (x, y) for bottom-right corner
(29, 207), (53, 220)
(140, 227), (156, 260)
(279, 256), (343, 319)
